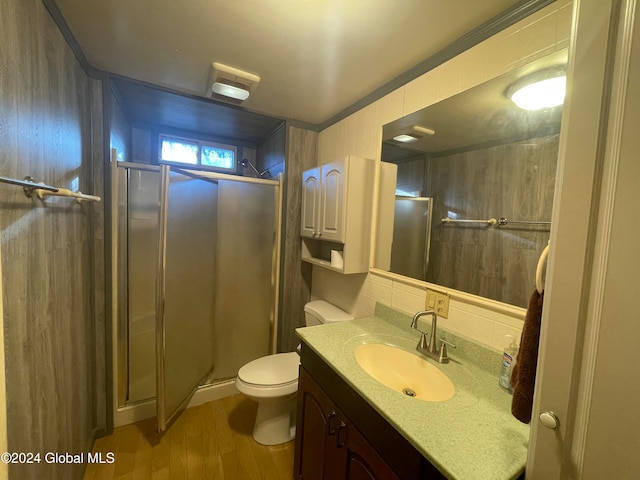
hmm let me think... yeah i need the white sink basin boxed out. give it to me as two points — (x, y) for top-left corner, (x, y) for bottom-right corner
(354, 343), (455, 401)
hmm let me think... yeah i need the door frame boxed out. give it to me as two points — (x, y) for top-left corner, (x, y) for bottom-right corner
(528, 0), (637, 477)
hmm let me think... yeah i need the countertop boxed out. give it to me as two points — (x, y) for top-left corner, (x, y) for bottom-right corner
(295, 310), (530, 480)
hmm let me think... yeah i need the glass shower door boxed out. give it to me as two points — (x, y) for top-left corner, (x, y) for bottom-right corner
(156, 167), (217, 432)
(210, 179), (277, 381)
(116, 162), (281, 432)
(390, 196), (433, 280)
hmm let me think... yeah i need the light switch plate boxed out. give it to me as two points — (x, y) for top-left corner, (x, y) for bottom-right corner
(426, 290), (436, 309)
(426, 289), (449, 318)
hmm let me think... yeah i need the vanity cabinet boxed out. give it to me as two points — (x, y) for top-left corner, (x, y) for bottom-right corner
(295, 367), (400, 480)
(300, 156), (375, 274)
(294, 344), (446, 480)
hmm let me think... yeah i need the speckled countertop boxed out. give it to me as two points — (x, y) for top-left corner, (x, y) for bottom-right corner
(295, 304), (530, 480)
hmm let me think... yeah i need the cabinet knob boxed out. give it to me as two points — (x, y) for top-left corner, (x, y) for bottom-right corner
(317, 232), (323, 237)
(312, 232), (317, 238)
(539, 411), (559, 429)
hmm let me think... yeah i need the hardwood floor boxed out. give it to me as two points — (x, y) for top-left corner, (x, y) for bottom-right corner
(83, 394), (295, 480)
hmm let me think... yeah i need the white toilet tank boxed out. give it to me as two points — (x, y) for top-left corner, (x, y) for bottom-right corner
(304, 300), (354, 326)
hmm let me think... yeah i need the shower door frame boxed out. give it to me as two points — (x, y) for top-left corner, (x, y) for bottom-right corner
(390, 195), (434, 281)
(112, 157), (283, 426)
(114, 160), (163, 409)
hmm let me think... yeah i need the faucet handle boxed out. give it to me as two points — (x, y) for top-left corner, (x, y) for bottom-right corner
(437, 338), (456, 364)
(439, 338), (456, 349)
(417, 332), (429, 352)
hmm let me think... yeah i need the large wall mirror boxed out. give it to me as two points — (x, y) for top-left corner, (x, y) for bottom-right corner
(374, 49), (567, 308)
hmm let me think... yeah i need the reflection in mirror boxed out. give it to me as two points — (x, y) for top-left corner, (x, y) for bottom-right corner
(390, 196), (433, 280)
(375, 50), (567, 308)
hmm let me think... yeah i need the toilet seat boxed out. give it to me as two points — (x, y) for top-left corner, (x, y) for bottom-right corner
(236, 352), (299, 398)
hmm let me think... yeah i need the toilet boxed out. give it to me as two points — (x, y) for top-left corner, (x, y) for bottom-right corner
(235, 300), (354, 445)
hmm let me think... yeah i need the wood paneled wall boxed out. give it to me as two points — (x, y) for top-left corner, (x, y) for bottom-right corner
(109, 90), (131, 161)
(277, 126), (317, 352)
(426, 135), (559, 307)
(257, 124), (286, 179)
(0, 1), (104, 479)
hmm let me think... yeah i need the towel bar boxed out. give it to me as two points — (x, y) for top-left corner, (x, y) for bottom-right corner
(536, 244), (550, 293)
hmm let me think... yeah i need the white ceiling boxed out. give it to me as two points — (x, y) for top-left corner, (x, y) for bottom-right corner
(55, 0), (523, 125)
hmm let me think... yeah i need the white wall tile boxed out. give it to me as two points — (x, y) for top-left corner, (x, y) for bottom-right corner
(448, 298), (495, 320)
(355, 293), (377, 317)
(556, 1), (573, 48)
(391, 288), (425, 315)
(375, 88), (405, 126)
(391, 280), (426, 297)
(491, 322), (523, 352)
(517, 10), (558, 66)
(488, 29), (522, 79)
(458, 44), (490, 91)
(404, 70), (439, 116)
(435, 56), (463, 102)
(493, 311), (526, 329)
(368, 272), (393, 286)
(371, 280), (393, 306)
(444, 306), (495, 348)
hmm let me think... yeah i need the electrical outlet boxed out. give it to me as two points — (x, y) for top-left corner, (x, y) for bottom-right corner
(426, 289), (449, 318)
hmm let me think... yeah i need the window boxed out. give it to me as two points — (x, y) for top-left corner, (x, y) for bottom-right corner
(159, 135), (237, 172)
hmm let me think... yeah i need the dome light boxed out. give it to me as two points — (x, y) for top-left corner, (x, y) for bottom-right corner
(508, 69), (566, 111)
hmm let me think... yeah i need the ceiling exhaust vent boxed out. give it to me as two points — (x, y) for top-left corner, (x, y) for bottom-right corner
(206, 62), (260, 105)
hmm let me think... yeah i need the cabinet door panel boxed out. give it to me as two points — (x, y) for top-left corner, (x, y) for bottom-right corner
(323, 417), (348, 480)
(299, 393), (328, 480)
(301, 168), (320, 238)
(320, 161), (346, 242)
(296, 368), (337, 480)
(345, 426), (400, 480)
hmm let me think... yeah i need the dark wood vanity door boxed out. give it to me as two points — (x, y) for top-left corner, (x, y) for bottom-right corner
(344, 425), (400, 480)
(295, 367), (330, 480)
(295, 367), (348, 480)
(295, 366), (399, 480)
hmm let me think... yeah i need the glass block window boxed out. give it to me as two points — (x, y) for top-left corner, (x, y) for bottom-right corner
(159, 135), (237, 172)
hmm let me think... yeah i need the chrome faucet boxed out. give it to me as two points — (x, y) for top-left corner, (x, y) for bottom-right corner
(410, 310), (455, 363)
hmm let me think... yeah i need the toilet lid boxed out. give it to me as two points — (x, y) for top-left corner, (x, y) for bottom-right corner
(237, 352), (300, 387)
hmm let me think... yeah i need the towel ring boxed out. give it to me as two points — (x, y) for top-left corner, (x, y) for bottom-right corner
(536, 244), (550, 293)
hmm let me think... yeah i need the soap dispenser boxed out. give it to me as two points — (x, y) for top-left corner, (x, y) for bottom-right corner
(499, 335), (519, 394)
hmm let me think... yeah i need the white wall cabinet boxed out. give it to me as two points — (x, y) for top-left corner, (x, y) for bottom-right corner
(301, 156), (375, 274)
(301, 160), (347, 242)
(301, 167), (321, 238)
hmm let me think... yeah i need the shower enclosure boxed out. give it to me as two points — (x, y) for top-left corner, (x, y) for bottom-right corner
(113, 157), (281, 431)
(389, 196), (433, 280)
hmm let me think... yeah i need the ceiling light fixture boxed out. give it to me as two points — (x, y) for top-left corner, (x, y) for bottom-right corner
(507, 68), (566, 111)
(392, 125), (435, 143)
(206, 62), (260, 104)
(212, 82), (250, 101)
